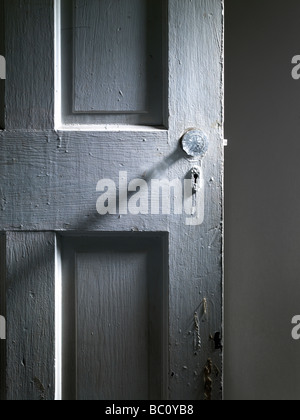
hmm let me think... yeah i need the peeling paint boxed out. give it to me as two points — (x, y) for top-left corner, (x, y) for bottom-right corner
(194, 312), (202, 352)
(33, 377), (46, 400)
(204, 359), (213, 401)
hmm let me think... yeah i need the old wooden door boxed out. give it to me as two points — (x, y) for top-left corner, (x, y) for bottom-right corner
(0, 0), (224, 400)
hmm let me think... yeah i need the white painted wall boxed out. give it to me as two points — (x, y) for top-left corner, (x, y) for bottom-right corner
(225, 0), (300, 400)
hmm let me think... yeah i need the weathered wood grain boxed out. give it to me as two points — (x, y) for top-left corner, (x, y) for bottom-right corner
(60, 235), (167, 400)
(168, 0), (224, 143)
(5, 233), (56, 400)
(5, 0), (54, 129)
(74, 0), (162, 115)
(60, 0), (166, 126)
(0, 130), (171, 231)
(167, 0), (224, 400)
(76, 251), (150, 401)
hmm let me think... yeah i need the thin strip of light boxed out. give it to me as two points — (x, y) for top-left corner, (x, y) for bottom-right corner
(55, 235), (62, 400)
(54, 0), (62, 130)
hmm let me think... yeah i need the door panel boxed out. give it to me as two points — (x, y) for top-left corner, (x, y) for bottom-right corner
(60, 0), (166, 126)
(61, 234), (168, 400)
(74, 0), (150, 114)
(73, 0), (164, 118)
(0, 0), (224, 400)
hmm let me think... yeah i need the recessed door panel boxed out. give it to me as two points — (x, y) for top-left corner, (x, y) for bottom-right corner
(60, 0), (166, 126)
(61, 234), (168, 400)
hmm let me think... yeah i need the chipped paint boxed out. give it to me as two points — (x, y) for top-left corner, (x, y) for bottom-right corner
(204, 359), (213, 401)
(33, 377), (46, 401)
(194, 312), (202, 352)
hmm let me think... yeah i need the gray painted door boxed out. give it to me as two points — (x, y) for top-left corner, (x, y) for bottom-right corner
(0, 0), (224, 400)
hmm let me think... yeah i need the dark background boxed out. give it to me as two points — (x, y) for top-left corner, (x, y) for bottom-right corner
(225, 0), (300, 400)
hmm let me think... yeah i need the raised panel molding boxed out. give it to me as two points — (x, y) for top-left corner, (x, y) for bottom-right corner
(60, 234), (169, 400)
(59, 0), (166, 126)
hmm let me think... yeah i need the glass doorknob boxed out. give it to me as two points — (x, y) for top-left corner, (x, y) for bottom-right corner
(181, 130), (208, 158)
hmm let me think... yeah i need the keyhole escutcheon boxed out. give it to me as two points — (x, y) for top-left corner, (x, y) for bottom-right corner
(191, 166), (202, 194)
